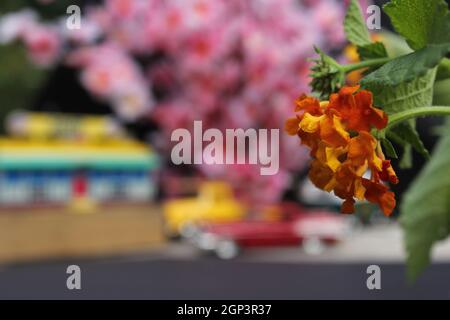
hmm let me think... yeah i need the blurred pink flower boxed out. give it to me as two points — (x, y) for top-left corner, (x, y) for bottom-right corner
(69, 44), (153, 121)
(23, 26), (61, 66)
(0, 0), (350, 203)
(0, 9), (37, 44)
(0, 10), (61, 66)
(311, 0), (346, 46)
(202, 164), (290, 207)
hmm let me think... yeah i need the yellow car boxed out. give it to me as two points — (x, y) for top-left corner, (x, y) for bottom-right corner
(163, 181), (246, 237)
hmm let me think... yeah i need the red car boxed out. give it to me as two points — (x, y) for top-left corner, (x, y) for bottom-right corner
(189, 203), (351, 259)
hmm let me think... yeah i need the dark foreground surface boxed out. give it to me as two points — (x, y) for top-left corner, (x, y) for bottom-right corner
(0, 256), (449, 299)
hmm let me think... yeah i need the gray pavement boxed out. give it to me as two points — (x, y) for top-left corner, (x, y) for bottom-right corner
(1, 223), (450, 299)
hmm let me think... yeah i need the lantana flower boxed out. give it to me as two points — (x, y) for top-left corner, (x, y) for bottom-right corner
(285, 85), (398, 216)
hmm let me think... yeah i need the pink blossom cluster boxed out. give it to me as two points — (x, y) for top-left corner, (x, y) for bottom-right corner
(0, 9), (61, 66)
(0, 0), (348, 205)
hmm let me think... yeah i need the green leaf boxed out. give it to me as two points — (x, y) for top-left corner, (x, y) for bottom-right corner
(360, 44), (449, 88)
(399, 144), (413, 169)
(357, 42), (389, 75)
(363, 67), (436, 114)
(363, 68), (437, 165)
(383, 0), (450, 50)
(379, 31), (413, 58)
(381, 137), (398, 159)
(386, 131), (413, 169)
(436, 58), (450, 81)
(357, 42), (388, 61)
(380, 0), (450, 84)
(389, 122), (430, 159)
(433, 78), (450, 105)
(344, 0), (371, 47)
(401, 121), (450, 281)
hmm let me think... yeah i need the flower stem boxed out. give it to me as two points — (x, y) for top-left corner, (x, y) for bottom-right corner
(342, 57), (392, 73)
(387, 106), (450, 129)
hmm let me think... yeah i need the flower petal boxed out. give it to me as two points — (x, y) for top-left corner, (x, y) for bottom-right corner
(299, 113), (324, 133)
(285, 117), (300, 136)
(380, 160), (399, 184)
(362, 179), (396, 216)
(308, 159), (334, 190)
(341, 198), (355, 214)
(294, 94), (322, 115)
(320, 114), (350, 147)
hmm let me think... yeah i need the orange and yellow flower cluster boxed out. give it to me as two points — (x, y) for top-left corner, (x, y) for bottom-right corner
(285, 86), (398, 216)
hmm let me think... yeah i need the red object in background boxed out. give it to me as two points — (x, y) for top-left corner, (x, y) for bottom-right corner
(190, 203), (351, 259)
(72, 174), (88, 198)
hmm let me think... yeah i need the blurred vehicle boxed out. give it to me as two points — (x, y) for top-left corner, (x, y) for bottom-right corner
(163, 181), (246, 237)
(190, 203), (351, 259)
(0, 112), (159, 206)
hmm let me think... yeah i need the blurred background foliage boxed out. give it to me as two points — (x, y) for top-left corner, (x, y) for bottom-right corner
(0, 0), (75, 133)
(0, 0), (75, 19)
(0, 43), (45, 133)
